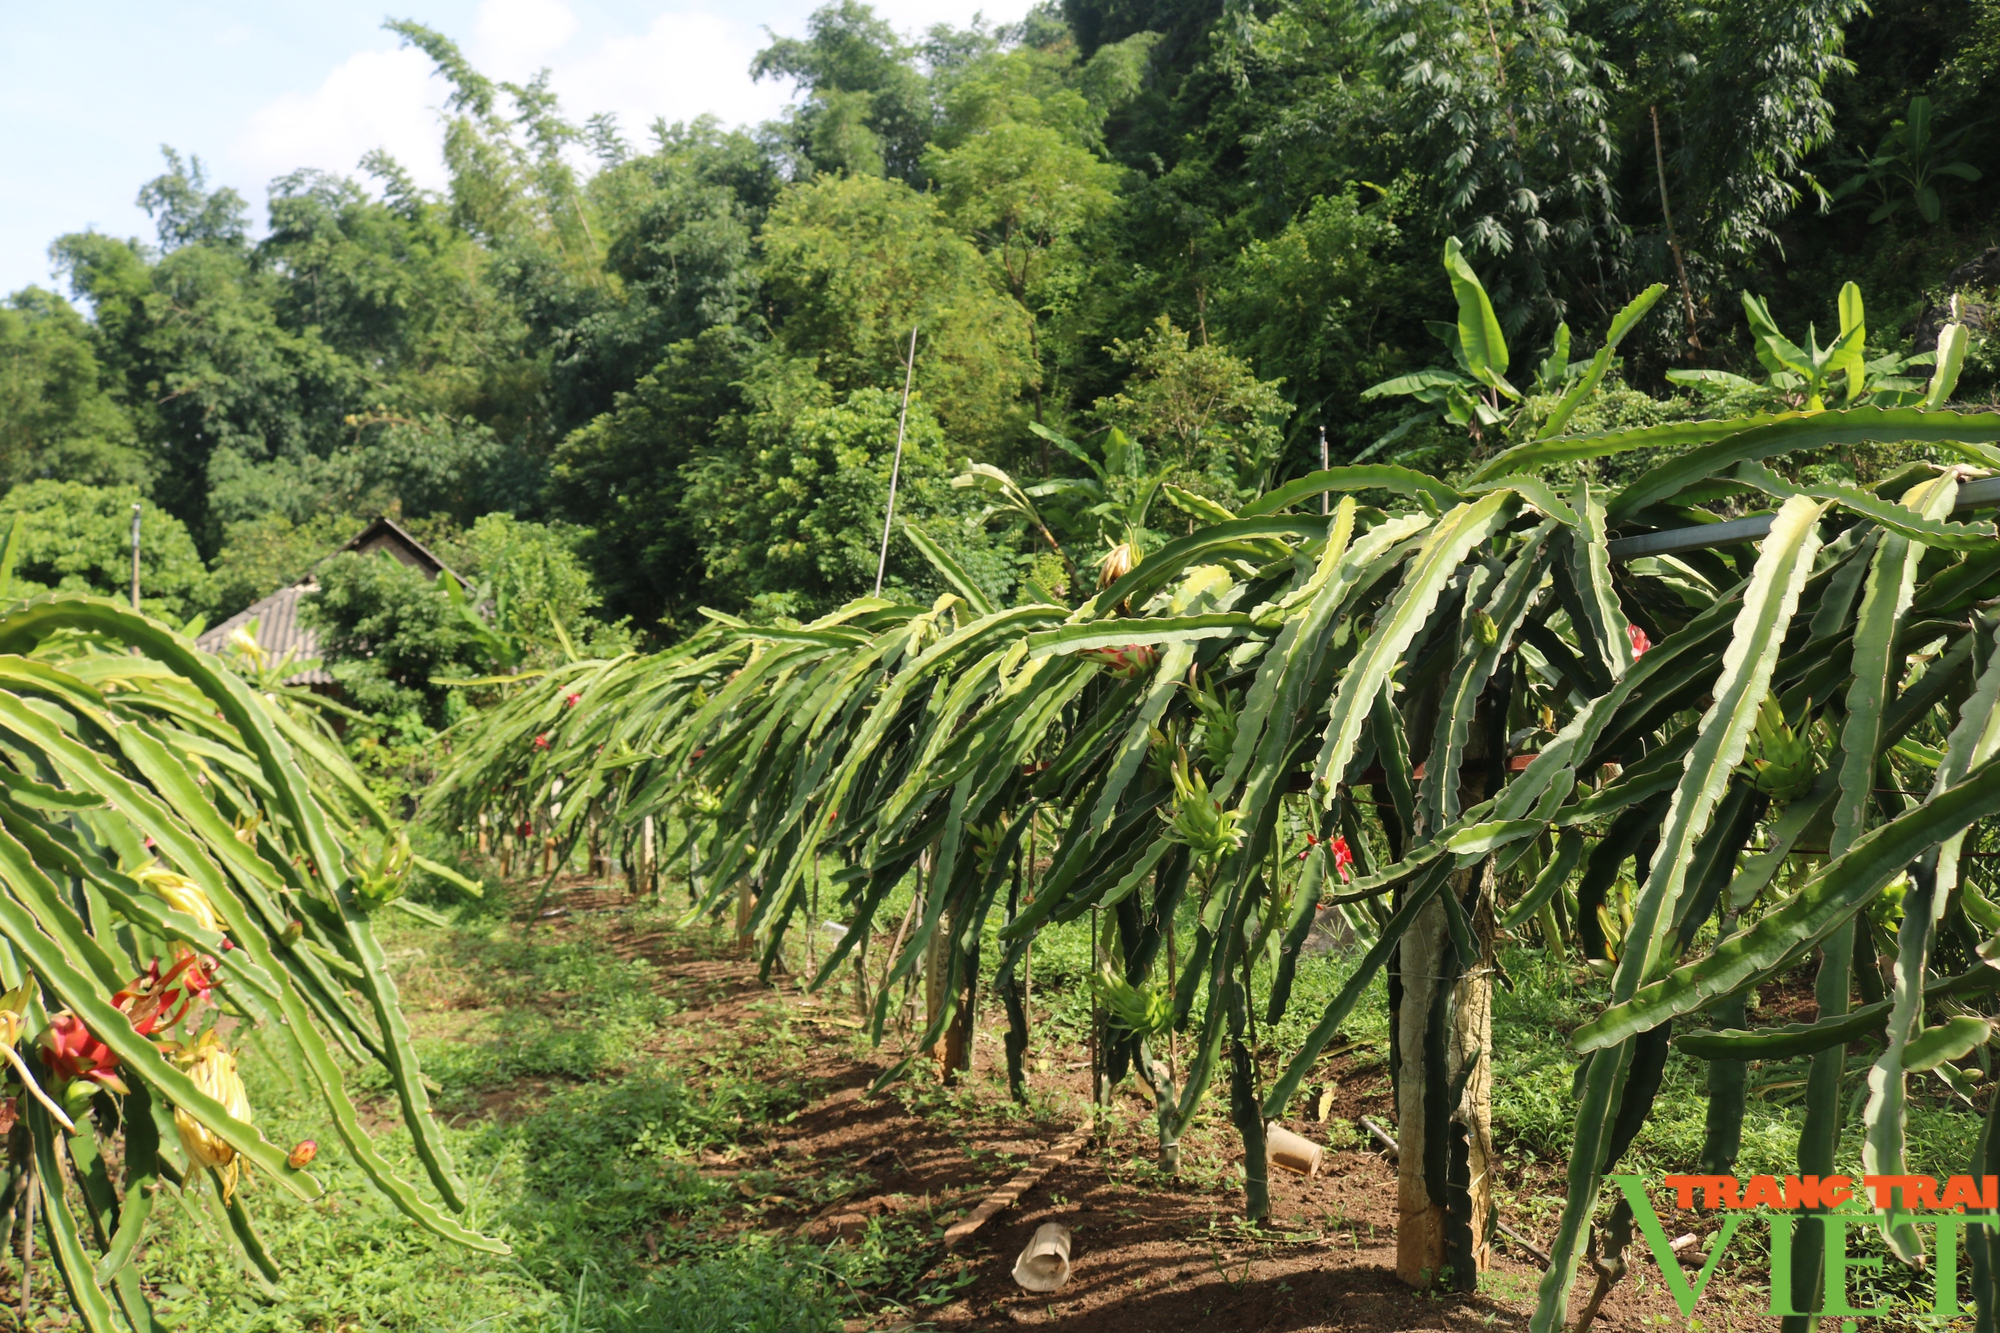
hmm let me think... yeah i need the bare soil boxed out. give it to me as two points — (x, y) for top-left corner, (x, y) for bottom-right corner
(503, 878), (1793, 1333)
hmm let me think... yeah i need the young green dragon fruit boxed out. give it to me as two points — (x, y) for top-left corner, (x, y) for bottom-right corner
(1094, 965), (1173, 1038)
(1160, 753), (1246, 863)
(1739, 697), (1818, 801)
(1189, 677), (1239, 774)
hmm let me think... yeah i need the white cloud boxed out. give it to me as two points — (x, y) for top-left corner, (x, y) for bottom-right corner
(553, 11), (791, 143)
(473, 0), (581, 79)
(226, 46), (452, 194)
(225, 5), (791, 198)
(222, 0), (1047, 207)
(868, 0), (1036, 34)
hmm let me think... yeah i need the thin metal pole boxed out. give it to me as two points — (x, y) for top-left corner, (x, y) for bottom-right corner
(873, 326), (920, 598)
(1319, 426), (1330, 515)
(129, 503), (142, 609)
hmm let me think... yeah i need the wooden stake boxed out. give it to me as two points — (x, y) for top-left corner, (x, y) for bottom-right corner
(1090, 904), (1102, 1107)
(919, 849), (953, 1079)
(1024, 814), (1036, 1025)
(1651, 105), (1702, 352)
(853, 925), (872, 1018)
(18, 1164), (33, 1321)
(641, 815), (655, 896)
(806, 854), (819, 977)
(1165, 908), (1179, 1085)
(881, 874), (923, 1021)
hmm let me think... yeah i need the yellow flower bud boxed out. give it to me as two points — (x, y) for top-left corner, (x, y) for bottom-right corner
(175, 1036), (252, 1202)
(1096, 541), (1138, 591)
(133, 864), (224, 933)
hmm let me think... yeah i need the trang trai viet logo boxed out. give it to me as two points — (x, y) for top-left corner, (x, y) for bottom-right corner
(1615, 1173), (1999, 1325)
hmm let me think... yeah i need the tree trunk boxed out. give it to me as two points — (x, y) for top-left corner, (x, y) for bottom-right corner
(735, 875), (755, 951)
(925, 921), (948, 1050)
(912, 848), (956, 1078)
(941, 922), (977, 1083)
(1395, 859), (1496, 1291)
(1396, 656), (1498, 1294)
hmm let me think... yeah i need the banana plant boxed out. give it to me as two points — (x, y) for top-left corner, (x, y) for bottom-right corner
(432, 290), (2000, 1329)
(1362, 237), (1665, 457)
(1832, 94), (1985, 226)
(955, 422), (1187, 604)
(0, 593), (502, 1331)
(439, 568), (528, 672)
(1668, 286), (1866, 409)
(1671, 282), (1969, 413)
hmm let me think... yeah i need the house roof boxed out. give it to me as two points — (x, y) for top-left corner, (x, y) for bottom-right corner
(339, 515), (452, 577)
(194, 516), (457, 686)
(195, 581), (333, 685)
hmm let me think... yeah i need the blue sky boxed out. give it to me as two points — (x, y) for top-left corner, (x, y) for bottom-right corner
(0, 0), (1030, 298)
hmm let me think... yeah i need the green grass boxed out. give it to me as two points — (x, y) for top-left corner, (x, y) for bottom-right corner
(97, 859), (1994, 1332)
(120, 902), (961, 1332)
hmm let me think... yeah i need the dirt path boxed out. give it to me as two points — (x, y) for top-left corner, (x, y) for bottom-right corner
(527, 881), (1773, 1332)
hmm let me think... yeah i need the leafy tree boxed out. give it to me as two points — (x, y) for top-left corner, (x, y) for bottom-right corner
(0, 288), (145, 489)
(534, 120), (767, 432)
(135, 148), (251, 250)
(387, 21), (597, 257)
(260, 165), (521, 425)
(442, 513), (633, 662)
(1633, 0), (1865, 263)
(0, 481), (208, 619)
(684, 385), (1009, 616)
(1364, 0), (1620, 329)
(53, 158), (363, 544)
(925, 42), (1126, 406)
(329, 411), (521, 523)
(304, 552), (489, 728)
(547, 326), (752, 635)
(1090, 316), (1286, 497)
(1214, 189), (1408, 453)
(760, 173), (1038, 450)
(204, 509), (359, 621)
(753, 1), (941, 181)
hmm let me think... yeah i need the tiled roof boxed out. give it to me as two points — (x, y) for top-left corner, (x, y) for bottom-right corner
(195, 581), (333, 685)
(193, 515), (458, 688)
